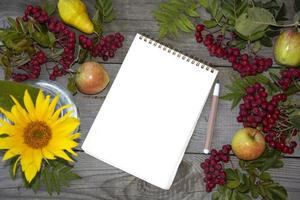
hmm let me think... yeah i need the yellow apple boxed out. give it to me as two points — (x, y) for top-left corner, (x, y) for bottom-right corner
(274, 30), (300, 67)
(231, 128), (265, 161)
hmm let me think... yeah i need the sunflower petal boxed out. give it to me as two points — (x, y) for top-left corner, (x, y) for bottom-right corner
(3, 150), (17, 161)
(50, 104), (72, 122)
(0, 138), (14, 149)
(0, 119), (14, 136)
(71, 133), (81, 140)
(24, 90), (37, 121)
(52, 118), (80, 136)
(20, 150), (33, 172)
(46, 95), (59, 119)
(0, 107), (16, 124)
(51, 111), (74, 127)
(36, 95), (51, 121)
(24, 163), (38, 183)
(42, 148), (55, 160)
(10, 95), (30, 122)
(66, 148), (77, 156)
(13, 156), (21, 176)
(32, 150), (43, 172)
(51, 149), (73, 162)
(35, 90), (45, 110)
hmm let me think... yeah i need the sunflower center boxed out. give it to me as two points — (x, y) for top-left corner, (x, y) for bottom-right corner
(23, 121), (52, 149)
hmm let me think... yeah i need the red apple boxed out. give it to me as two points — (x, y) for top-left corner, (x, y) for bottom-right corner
(75, 62), (110, 95)
(274, 30), (300, 67)
(231, 128), (265, 161)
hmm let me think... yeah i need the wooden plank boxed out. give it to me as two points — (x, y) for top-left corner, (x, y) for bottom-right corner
(58, 64), (299, 156)
(0, 153), (299, 199)
(0, 0), (293, 66)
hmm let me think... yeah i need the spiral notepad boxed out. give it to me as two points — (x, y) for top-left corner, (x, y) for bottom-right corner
(82, 33), (219, 190)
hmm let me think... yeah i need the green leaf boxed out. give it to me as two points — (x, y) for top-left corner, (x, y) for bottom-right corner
(212, 191), (221, 200)
(238, 174), (250, 193)
(251, 41), (261, 53)
(250, 185), (259, 199)
(6, 17), (17, 30)
(78, 48), (89, 64)
(225, 169), (241, 189)
(0, 55), (12, 80)
(260, 36), (273, 47)
(291, 115), (300, 130)
(235, 7), (276, 39)
(67, 75), (77, 95)
(228, 39), (247, 49)
(209, 0), (219, 18)
(39, 160), (81, 195)
(199, 0), (209, 9)
(239, 160), (245, 169)
(0, 80), (39, 111)
(32, 32), (50, 47)
(263, 182), (288, 200)
(236, 191), (251, 200)
(95, 0), (115, 26)
(203, 20), (218, 28)
(47, 32), (56, 48)
(153, 0), (198, 38)
(245, 148), (283, 171)
(260, 172), (272, 181)
(43, 0), (56, 16)
(221, 0), (249, 24)
(92, 9), (103, 34)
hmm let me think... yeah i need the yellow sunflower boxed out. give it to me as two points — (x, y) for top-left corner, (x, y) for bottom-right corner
(0, 90), (80, 183)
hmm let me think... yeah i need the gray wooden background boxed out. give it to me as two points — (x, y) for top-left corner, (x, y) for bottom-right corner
(0, 0), (300, 199)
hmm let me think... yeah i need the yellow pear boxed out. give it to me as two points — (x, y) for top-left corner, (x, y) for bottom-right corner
(58, 0), (94, 34)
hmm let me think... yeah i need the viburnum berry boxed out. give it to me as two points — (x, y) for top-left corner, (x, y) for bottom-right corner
(21, 4), (77, 80)
(194, 24), (273, 76)
(200, 145), (231, 192)
(79, 32), (125, 61)
(237, 83), (287, 130)
(12, 51), (47, 82)
(278, 68), (300, 90)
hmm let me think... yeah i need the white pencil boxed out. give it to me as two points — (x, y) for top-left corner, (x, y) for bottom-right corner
(203, 81), (220, 154)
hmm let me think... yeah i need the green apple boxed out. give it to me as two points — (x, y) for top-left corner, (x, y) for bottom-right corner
(231, 128), (265, 161)
(274, 30), (300, 67)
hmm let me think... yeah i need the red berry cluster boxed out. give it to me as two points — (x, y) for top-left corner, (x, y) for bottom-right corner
(195, 24), (204, 43)
(21, 5), (76, 80)
(237, 83), (287, 131)
(200, 145), (231, 192)
(265, 130), (297, 154)
(195, 24), (273, 77)
(79, 33), (125, 61)
(278, 68), (300, 90)
(12, 51), (47, 82)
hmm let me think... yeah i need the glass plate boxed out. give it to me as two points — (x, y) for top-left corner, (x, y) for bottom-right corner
(0, 80), (79, 121)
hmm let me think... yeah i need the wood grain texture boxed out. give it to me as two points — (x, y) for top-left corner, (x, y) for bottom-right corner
(0, 153), (300, 200)
(0, 0), (289, 66)
(0, 0), (300, 199)
(70, 65), (300, 156)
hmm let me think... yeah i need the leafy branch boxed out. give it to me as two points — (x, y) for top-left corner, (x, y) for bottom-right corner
(93, 0), (115, 34)
(213, 148), (287, 200)
(153, 0), (199, 38)
(11, 159), (81, 195)
(220, 73), (279, 109)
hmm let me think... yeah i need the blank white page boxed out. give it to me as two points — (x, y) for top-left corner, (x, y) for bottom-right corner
(82, 33), (218, 190)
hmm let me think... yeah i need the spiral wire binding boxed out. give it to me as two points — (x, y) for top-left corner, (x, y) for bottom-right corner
(138, 34), (215, 73)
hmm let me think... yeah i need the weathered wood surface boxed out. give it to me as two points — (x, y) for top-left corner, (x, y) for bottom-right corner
(1, 153), (300, 200)
(0, 0), (300, 199)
